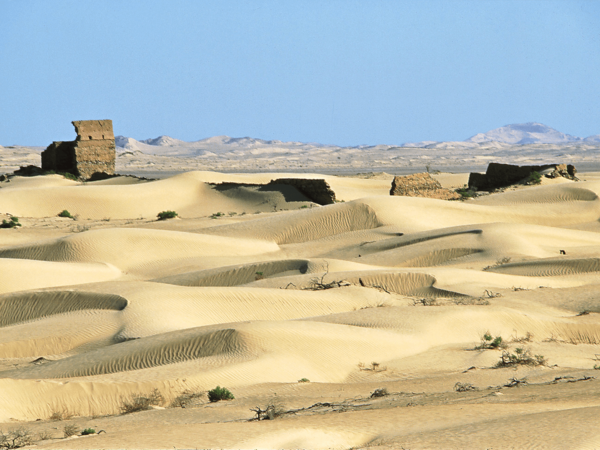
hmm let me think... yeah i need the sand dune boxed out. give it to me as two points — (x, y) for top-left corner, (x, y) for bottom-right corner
(1, 172), (600, 449)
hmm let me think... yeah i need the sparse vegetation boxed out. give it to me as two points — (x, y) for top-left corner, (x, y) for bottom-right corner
(170, 390), (204, 408)
(412, 298), (438, 306)
(120, 388), (164, 414)
(456, 187), (477, 198)
(49, 407), (73, 421)
(58, 210), (73, 218)
(63, 424), (79, 438)
(210, 212), (224, 219)
(527, 171), (542, 185)
(0, 217), (21, 228)
(61, 172), (78, 181)
(255, 271), (265, 281)
(72, 224), (90, 233)
(157, 210), (178, 220)
(483, 257), (512, 271)
(81, 428), (96, 435)
(0, 428), (33, 449)
(207, 386), (234, 402)
(37, 431), (53, 441)
(476, 332), (507, 350)
(496, 347), (547, 367)
(454, 382), (476, 392)
(594, 364), (600, 370)
(370, 388), (389, 398)
(250, 399), (286, 420)
(298, 378), (310, 383)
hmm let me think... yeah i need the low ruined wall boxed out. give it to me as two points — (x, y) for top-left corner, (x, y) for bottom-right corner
(468, 162), (577, 190)
(390, 173), (460, 200)
(269, 178), (336, 205)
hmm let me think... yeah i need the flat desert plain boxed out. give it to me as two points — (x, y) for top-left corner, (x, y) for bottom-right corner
(1, 170), (600, 449)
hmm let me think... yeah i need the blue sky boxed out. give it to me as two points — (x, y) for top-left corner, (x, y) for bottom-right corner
(1, 0), (599, 146)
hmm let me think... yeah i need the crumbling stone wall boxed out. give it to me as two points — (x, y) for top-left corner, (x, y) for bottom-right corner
(269, 178), (336, 205)
(468, 162), (577, 191)
(390, 173), (461, 200)
(41, 120), (115, 179)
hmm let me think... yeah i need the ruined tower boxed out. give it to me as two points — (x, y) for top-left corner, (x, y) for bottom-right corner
(41, 120), (116, 179)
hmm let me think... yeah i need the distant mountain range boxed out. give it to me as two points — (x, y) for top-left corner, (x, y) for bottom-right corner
(114, 123), (600, 157)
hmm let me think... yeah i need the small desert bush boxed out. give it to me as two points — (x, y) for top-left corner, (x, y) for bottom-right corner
(49, 407), (73, 421)
(476, 332), (506, 350)
(60, 172), (78, 181)
(210, 212), (224, 219)
(170, 390), (204, 408)
(63, 424), (79, 438)
(58, 210), (73, 218)
(454, 382), (475, 392)
(298, 378), (310, 383)
(250, 399), (286, 420)
(0, 217), (21, 228)
(37, 430), (53, 441)
(255, 271), (265, 280)
(157, 210), (178, 220)
(120, 388), (164, 414)
(370, 388), (389, 398)
(81, 428), (95, 435)
(0, 427), (33, 449)
(527, 171), (542, 185)
(207, 386), (234, 402)
(456, 187), (477, 198)
(496, 347), (546, 368)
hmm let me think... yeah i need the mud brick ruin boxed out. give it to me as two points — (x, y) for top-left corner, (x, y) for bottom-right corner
(269, 178), (336, 205)
(41, 120), (116, 179)
(390, 173), (461, 200)
(468, 162), (577, 191)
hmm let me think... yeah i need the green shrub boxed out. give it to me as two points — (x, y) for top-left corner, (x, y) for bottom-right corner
(60, 172), (78, 181)
(210, 212), (224, 219)
(0, 217), (21, 228)
(58, 210), (73, 218)
(456, 187), (477, 198)
(81, 428), (95, 435)
(298, 378), (310, 383)
(527, 171), (542, 185)
(157, 211), (178, 220)
(476, 332), (507, 350)
(207, 386), (234, 402)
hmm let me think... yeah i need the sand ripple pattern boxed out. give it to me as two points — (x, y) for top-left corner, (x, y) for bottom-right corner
(11, 327), (249, 379)
(489, 258), (600, 277)
(0, 290), (128, 327)
(203, 202), (382, 244)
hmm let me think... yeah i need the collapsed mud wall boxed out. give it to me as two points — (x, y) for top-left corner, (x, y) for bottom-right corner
(468, 162), (577, 191)
(390, 173), (460, 200)
(269, 178), (336, 205)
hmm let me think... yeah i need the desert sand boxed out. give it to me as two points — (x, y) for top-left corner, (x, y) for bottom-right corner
(1, 168), (600, 450)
